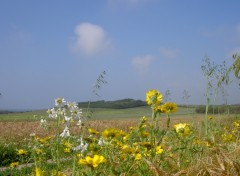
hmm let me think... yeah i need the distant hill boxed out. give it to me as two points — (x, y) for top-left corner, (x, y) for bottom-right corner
(78, 98), (147, 109)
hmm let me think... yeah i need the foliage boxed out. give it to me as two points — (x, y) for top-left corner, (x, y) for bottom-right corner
(195, 104), (240, 114)
(78, 98), (147, 109)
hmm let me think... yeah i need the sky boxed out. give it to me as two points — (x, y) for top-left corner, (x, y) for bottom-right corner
(0, 0), (240, 110)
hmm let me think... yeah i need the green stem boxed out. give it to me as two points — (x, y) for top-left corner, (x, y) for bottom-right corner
(167, 114), (170, 129)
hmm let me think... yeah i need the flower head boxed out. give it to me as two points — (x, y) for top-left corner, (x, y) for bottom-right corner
(10, 162), (19, 168)
(78, 155), (105, 168)
(174, 123), (191, 136)
(60, 126), (70, 138)
(55, 98), (66, 107)
(17, 149), (27, 156)
(160, 102), (178, 114)
(146, 89), (163, 106)
(156, 145), (164, 155)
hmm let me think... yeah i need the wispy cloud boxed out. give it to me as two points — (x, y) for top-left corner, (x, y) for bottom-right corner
(131, 55), (155, 74)
(71, 22), (113, 56)
(159, 47), (179, 59)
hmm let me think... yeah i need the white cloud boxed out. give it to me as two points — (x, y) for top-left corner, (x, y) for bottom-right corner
(131, 55), (155, 74)
(72, 22), (112, 56)
(159, 47), (179, 59)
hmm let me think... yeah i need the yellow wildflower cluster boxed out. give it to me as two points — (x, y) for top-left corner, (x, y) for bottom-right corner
(78, 155), (105, 168)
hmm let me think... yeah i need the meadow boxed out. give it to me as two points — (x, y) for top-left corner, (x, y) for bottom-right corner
(0, 101), (239, 176)
(0, 55), (240, 175)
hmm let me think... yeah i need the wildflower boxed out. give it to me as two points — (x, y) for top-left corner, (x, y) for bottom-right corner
(134, 153), (142, 160)
(37, 136), (52, 145)
(35, 167), (44, 176)
(36, 149), (43, 155)
(139, 142), (152, 150)
(60, 126), (70, 138)
(146, 89), (163, 106)
(102, 128), (120, 138)
(234, 120), (240, 129)
(208, 116), (213, 120)
(47, 108), (57, 119)
(121, 145), (136, 154)
(156, 145), (164, 155)
(160, 102), (178, 114)
(40, 118), (47, 128)
(67, 102), (78, 111)
(88, 128), (99, 135)
(222, 133), (235, 143)
(55, 97), (66, 107)
(77, 119), (83, 128)
(74, 137), (88, 153)
(64, 116), (72, 122)
(64, 141), (71, 148)
(17, 149), (27, 155)
(10, 162), (19, 168)
(141, 116), (148, 123)
(174, 123), (191, 136)
(141, 131), (150, 138)
(78, 155), (105, 168)
(64, 148), (71, 153)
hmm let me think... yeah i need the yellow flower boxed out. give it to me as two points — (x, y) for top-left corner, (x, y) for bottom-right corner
(160, 102), (178, 114)
(36, 149), (43, 155)
(17, 149), (27, 155)
(88, 128), (99, 135)
(78, 155), (105, 168)
(35, 167), (44, 176)
(64, 141), (71, 148)
(10, 162), (19, 168)
(134, 153), (142, 160)
(234, 120), (240, 129)
(121, 145), (136, 154)
(141, 131), (150, 138)
(139, 142), (152, 149)
(174, 123), (191, 136)
(222, 133), (235, 143)
(64, 147), (71, 153)
(208, 116), (215, 120)
(102, 128), (120, 138)
(156, 145), (164, 155)
(146, 89), (163, 105)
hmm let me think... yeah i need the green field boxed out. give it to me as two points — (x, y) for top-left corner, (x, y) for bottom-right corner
(0, 106), (196, 121)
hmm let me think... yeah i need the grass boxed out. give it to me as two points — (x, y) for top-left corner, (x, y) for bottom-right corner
(1, 102), (240, 175)
(0, 106), (196, 121)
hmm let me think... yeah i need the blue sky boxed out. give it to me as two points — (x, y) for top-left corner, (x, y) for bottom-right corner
(0, 0), (240, 110)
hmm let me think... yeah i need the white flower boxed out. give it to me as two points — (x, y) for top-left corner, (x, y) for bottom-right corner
(55, 98), (66, 108)
(60, 126), (70, 138)
(74, 137), (88, 153)
(47, 108), (58, 119)
(64, 116), (71, 122)
(98, 138), (106, 146)
(77, 119), (82, 126)
(67, 102), (78, 111)
(40, 118), (47, 128)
